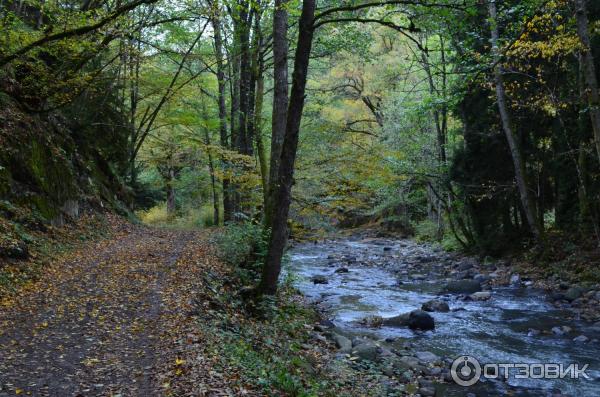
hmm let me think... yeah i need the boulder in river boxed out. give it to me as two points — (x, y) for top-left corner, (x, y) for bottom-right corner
(573, 335), (589, 343)
(383, 312), (410, 327)
(408, 310), (435, 331)
(422, 299), (450, 312)
(469, 291), (491, 301)
(334, 267), (349, 273)
(382, 310), (435, 330)
(445, 279), (482, 294)
(311, 275), (329, 284)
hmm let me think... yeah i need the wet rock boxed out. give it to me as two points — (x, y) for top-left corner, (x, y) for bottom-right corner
(473, 274), (491, 283)
(396, 355), (420, 370)
(573, 335), (589, 343)
(334, 267), (349, 273)
(358, 315), (384, 328)
(398, 369), (414, 382)
(445, 280), (482, 294)
(383, 313), (410, 327)
(469, 291), (492, 301)
(412, 274), (427, 280)
(408, 310), (435, 331)
(454, 270), (474, 280)
(415, 351), (440, 364)
(551, 326), (572, 336)
(311, 275), (328, 284)
(456, 261), (474, 271)
(551, 326), (563, 335)
(333, 334), (352, 352)
(550, 292), (566, 302)
(319, 318), (336, 328)
(419, 387), (436, 397)
(352, 340), (379, 362)
(527, 329), (541, 337)
(383, 246), (392, 252)
(564, 287), (585, 302)
(422, 299), (450, 313)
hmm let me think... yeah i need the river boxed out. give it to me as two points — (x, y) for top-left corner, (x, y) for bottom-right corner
(288, 236), (600, 396)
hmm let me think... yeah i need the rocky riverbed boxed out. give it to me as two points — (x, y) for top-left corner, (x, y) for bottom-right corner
(286, 235), (600, 396)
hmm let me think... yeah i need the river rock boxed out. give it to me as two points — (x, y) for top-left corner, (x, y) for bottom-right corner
(383, 313), (410, 327)
(564, 287), (585, 302)
(422, 299), (450, 312)
(445, 280), (482, 294)
(469, 291), (491, 301)
(333, 334), (352, 352)
(456, 261), (474, 271)
(527, 328), (541, 337)
(573, 335), (589, 343)
(408, 310), (435, 331)
(319, 318), (336, 328)
(352, 340), (379, 362)
(415, 351), (440, 363)
(419, 387), (436, 397)
(473, 274), (491, 283)
(334, 267), (349, 273)
(359, 315), (384, 328)
(311, 275), (328, 284)
(551, 325), (572, 336)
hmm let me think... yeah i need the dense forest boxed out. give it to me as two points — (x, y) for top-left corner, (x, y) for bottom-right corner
(2, 0), (600, 395)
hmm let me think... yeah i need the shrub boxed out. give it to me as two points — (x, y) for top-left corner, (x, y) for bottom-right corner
(214, 222), (267, 284)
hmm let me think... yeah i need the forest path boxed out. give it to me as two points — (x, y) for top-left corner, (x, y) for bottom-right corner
(0, 221), (229, 397)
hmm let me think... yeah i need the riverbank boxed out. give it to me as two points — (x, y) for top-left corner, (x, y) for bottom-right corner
(288, 231), (600, 396)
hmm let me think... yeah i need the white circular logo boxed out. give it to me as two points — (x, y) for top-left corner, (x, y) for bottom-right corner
(451, 355), (482, 386)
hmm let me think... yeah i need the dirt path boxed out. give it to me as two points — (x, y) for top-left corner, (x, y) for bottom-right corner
(0, 221), (214, 397)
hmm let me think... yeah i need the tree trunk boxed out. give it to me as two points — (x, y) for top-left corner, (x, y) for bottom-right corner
(237, 1), (253, 156)
(575, 0), (600, 164)
(264, 0), (289, 227)
(202, 103), (220, 226)
(211, 7), (233, 223)
(251, 13), (269, 207)
(166, 168), (176, 217)
(259, 0), (316, 295)
(488, 0), (542, 241)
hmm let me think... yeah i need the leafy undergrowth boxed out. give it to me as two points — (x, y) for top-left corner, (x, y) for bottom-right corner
(157, 226), (388, 397)
(0, 201), (112, 300)
(504, 230), (600, 287)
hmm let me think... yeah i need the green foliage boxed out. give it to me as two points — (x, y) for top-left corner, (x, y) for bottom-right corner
(214, 222), (268, 284)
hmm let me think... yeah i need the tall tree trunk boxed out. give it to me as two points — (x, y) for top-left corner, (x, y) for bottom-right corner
(211, 7), (233, 222)
(166, 168), (176, 217)
(264, 0), (289, 227)
(237, 0), (253, 156)
(229, 15), (241, 216)
(202, 103), (220, 226)
(575, 0), (600, 164)
(251, 12), (269, 207)
(488, 0), (542, 240)
(259, 0), (316, 295)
